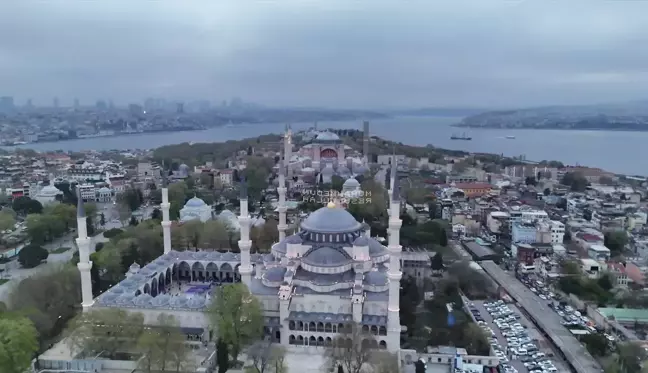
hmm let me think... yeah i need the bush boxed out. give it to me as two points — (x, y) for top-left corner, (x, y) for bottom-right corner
(95, 242), (104, 252)
(18, 244), (49, 268)
(103, 228), (123, 239)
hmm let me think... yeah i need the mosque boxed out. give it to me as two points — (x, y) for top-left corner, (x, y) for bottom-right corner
(71, 124), (420, 355)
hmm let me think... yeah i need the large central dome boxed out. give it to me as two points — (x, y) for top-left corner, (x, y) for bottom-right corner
(300, 204), (362, 233)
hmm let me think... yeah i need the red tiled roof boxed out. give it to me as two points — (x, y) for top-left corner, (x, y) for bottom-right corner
(579, 233), (602, 242)
(454, 182), (492, 189)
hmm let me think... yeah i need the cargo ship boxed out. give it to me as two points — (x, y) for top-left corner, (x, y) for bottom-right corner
(450, 133), (472, 140)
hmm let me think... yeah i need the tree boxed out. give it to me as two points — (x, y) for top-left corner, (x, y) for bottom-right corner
(326, 323), (375, 373)
(151, 208), (162, 221)
(0, 210), (15, 231)
(561, 172), (589, 192)
(331, 175), (345, 192)
(199, 220), (230, 250)
(370, 351), (400, 373)
(129, 215), (139, 226)
(543, 188), (551, 196)
(18, 243), (49, 268)
(599, 176), (615, 186)
(182, 220), (204, 249)
(100, 212), (106, 227)
(117, 202), (132, 227)
(136, 313), (188, 373)
(12, 196), (43, 215)
(66, 308), (145, 358)
(10, 266), (80, 348)
(0, 315), (39, 373)
(119, 188), (144, 212)
(206, 283), (263, 362)
(216, 338), (230, 373)
(604, 231), (628, 256)
(581, 333), (609, 356)
(404, 187), (428, 205)
(246, 339), (287, 373)
(617, 342), (646, 373)
(431, 252), (444, 271)
(86, 215), (95, 235)
(250, 219), (279, 253)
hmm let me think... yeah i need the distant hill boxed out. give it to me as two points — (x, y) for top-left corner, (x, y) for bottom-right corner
(455, 101), (648, 131)
(389, 107), (487, 117)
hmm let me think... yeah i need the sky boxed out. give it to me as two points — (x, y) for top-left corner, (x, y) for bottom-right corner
(1, 1), (648, 109)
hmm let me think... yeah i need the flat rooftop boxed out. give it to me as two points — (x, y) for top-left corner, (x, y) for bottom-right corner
(480, 260), (603, 373)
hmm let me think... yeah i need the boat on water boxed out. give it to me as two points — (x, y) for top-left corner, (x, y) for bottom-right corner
(450, 132), (472, 141)
(505, 135), (516, 139)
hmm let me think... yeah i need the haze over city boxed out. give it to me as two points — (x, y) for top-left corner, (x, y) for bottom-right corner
(2, 1), (648, 109)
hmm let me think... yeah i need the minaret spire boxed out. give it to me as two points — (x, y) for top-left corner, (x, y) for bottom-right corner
(277, 147), (288, 241)
(386, 156), (402, 352)
(161, 162), (172, 254)
(75, 188), (94, 310)
(238, 175), (253, 287)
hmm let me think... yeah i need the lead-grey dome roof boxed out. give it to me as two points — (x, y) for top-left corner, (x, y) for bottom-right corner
(185, 197), (207, 207)
(353, 236), (369, 246)
(265, 267), (287, 282)
(315, 132), (340, 142)
(343, 177), (360, 188)
(285, 234), (303, 244)
(364, 270), (388, 286)
(301, 205), (362, 233)
(302, 247), (351, 267)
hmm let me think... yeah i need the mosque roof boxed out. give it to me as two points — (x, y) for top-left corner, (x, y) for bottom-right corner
(363, 269), (388, 287)
(343, 177), (360, 189)
(37, 185), (62, 196)
(314, 132), (341, 142)
(302, 246), (351, 267)
(300, 204), (362, 233)
(184, 197), (207, 208)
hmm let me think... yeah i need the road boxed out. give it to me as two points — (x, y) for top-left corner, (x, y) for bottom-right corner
(480, 260), (603, 373)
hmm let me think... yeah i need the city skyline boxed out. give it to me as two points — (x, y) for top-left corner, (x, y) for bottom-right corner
(2, 1), (648, 109)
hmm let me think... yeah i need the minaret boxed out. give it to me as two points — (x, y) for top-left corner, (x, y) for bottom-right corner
(161, 164), (172, 254)
(238, 177), (253, 287)
(387, 156), (397, 215)
(75, 189), (94, 310)
(362, 121), (370, 166)
(386, 156), (402, 352)
(277, 149), (288, 241)
(284, 125), (293, 180)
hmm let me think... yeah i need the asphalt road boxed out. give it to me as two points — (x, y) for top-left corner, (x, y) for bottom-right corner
(480, 260), (603, 373)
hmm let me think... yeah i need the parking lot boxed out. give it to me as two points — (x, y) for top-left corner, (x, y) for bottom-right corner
(468, 299), (569, 373)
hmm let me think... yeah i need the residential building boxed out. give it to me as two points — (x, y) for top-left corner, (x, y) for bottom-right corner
(77, 184), (97, 201)
(588, 244), (611, 262)
(217, 169), (235, 186)
(453, 182), (492, 198)
(608, 262), (630, 287)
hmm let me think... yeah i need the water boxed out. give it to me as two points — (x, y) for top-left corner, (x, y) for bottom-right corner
(6, 116), (645, 175)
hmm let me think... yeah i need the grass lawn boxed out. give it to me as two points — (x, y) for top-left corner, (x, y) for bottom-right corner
(51, 247), (71, 254)
(0, 279), (9, 286)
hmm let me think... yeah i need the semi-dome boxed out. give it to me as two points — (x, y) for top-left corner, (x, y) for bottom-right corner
(134, 294), (154, 307)
(265, 267), (287, 282)
(353, 236), (369, 246)
(364, 270), (388, 286)
(301, 205), (362, 233)
(185, 197), (207, 207)
(302, 247), (351, 267)
(285, 234), (303, 244)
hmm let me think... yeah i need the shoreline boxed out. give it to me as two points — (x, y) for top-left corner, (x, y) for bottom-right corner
(452, 125), (648, 133)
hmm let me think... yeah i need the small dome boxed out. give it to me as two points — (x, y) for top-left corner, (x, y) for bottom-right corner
(364, 270), (388, 286)
(185, 197), (207, 207)
(115, 294), (136, 306)
(301, 206), (362, 233)
(265, 267), (287, 282)
(187, 297), (206, 309)
(343, 178), (360, 189)
(368, 239), (389, 256)
(169, 296), (188, 308)
(285, 234), (303, 244)
(353, 236), (369, 246)
(151, 294), (171, 307)
(134, 294), (154, 307)
(179, 164), (190, 171)
(98, 187), (111, 193)
(302, 247), (351, 267)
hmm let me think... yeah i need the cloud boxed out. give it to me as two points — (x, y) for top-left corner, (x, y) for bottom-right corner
(1, 0), (647, 108)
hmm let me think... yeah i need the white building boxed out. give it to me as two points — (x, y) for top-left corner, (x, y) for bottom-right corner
(77, 184), (97, 202)
(33, 184), (62, 206)
(179, 197), (212, 222)
(96, 187), (113, 203)
(550, 220), (565, 244)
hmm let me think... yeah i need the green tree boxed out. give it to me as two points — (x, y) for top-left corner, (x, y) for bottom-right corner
(0, 210), (15, 231)
(543, 188), (551, 196)
(326, 323), (375, 373)
(199, 220), (230, 250)
(119, 188), (144, 212)
(151, 208), (162, 221)
(18, 243), (49, 268)
(604, 231), (628, 256)
(48, 203), (76, 230)
(561, 172), (589, 192)
(136, 313), (188, 372)
(331, 175), (345, 192)
(581, 333), (609, 356)
(216, 338), (230, 373)
(0, 315), (39, 373)
(525, 176), (537, 186)
(11, 196), (43, 215)
(414, 360), (426, 373)
(431, 252), (444, 271)
(206, 283), (263, 362)
(66, 308), (145, 358)
(100, 212), (106, 227)
(246, 339), (287, 373)
(129, 215), (139, 226)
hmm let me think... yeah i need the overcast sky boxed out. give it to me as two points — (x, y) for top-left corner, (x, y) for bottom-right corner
(2, 1), (648, 109)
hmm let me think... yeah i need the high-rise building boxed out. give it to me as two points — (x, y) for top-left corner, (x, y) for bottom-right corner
(0, 96), (14, 112)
